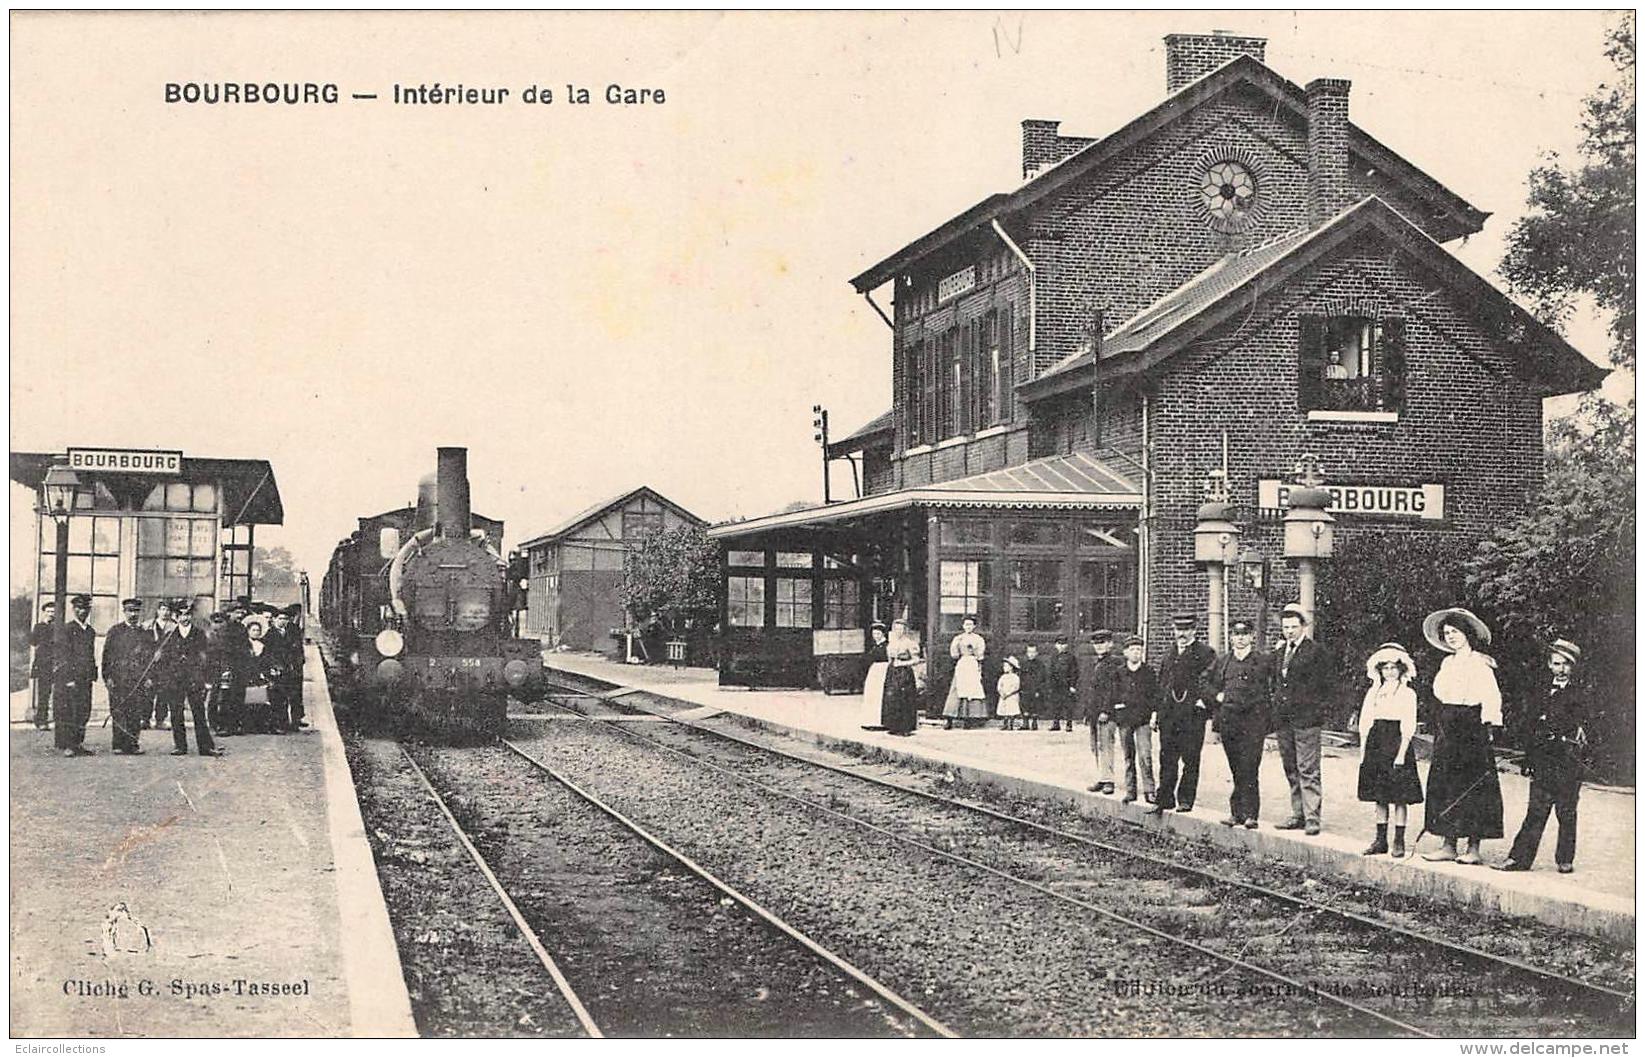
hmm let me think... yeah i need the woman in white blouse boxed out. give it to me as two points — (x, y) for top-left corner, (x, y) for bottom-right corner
(1354, 643), (1425, 858)
(1420, 608), (1505, 865)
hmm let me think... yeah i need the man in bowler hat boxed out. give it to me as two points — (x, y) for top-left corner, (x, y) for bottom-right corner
(1497, 639), (1588, 873)
(1151, 613), (1218, 814)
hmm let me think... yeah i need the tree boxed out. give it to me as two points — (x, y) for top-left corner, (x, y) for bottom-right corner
(619, 525), (720, 638)
(251, 546), (300, 606)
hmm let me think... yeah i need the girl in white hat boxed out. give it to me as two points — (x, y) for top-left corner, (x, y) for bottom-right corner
(1355, 643), (1424, 857)
(996, 656), (1023, 730)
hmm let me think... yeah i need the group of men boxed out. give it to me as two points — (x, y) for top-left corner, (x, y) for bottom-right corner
(27, 593), (306, 758)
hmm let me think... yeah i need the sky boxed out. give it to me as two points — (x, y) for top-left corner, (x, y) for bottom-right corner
(8, 10), (1630, 594)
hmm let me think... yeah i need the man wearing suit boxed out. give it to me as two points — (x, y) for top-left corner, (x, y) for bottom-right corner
(102, 598), (156, 755)
(162, 604), (220, 757)
(54, 594), (98, 757)
(1498, 638), (1588, 873)
(1082, 630), (1124, 793)
(1271, 603), (1334, 835)
(1045, 634), (1080, 733)
(1207, 619), (1273, 829)
(27, 600), (56, 730)
(263, 606), (304, 732)
(1151, 613), (1218, 814)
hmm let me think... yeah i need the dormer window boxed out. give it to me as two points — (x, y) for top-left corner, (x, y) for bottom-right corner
(1299, 314), (1407, 414)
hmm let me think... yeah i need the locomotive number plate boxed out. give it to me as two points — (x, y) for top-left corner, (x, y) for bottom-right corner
(428, 658), (485, 668)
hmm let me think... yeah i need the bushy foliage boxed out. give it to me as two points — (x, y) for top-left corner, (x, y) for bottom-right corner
(619, 524), (720, 637)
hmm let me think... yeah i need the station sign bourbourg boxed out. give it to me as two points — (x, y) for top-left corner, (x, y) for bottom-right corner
(1257, 479), (1444, 521)
(67, 447), (183, 475)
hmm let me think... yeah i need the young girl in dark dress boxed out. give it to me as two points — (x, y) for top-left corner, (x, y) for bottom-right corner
(1356, 643), (1424, 858)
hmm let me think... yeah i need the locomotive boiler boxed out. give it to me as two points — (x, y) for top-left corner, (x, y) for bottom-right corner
(321, 446), (542, 731)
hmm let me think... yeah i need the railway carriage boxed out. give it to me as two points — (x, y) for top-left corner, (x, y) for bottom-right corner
(321, 447), (544, 730)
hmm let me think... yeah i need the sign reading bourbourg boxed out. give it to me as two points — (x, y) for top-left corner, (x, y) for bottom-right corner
(1258, 479), (1444, 521)
(67, 447), (184, 475)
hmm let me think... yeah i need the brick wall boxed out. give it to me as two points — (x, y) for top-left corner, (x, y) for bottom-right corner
(1022, 119), (1097, 179)
(1143, 239), (1545, 655)
(1306, 78), (1353, 226)
(1164, 32), (1268, 93)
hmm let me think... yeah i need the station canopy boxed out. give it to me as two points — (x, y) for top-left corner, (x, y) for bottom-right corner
(10, 451), (284, 526)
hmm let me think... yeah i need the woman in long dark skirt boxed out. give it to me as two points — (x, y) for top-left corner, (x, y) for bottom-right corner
(1355, 643), (1424, 858)
(880, 619), (922, 736)
(1420, 608), (1504, 865)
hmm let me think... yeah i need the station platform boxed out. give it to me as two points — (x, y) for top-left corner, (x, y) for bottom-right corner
(8, 645), (416, 1038)
(544, 652), (1636, 942)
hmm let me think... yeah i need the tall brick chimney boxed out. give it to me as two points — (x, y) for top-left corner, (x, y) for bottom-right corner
(1164, 31), (1267, 93)
(1021, 119), (1096, 180)
(1306, 77), (1353, 225)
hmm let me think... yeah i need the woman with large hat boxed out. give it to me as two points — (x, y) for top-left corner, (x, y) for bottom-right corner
(1355, 643), (1424, 858)
(1420, 608), (1504, 865)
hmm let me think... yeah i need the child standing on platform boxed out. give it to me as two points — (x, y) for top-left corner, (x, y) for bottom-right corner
(997, 657), (1023, 730)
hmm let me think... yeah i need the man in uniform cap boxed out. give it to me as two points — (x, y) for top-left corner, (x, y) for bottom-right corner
(161, 601), (220, 756)
(1045, 634), (1080, 733)
(55, 595), (98, 756)
(208, 599), (253, 736)
(1271, 603), (1333, 835)
(1151, 613), (1218, 814)
(1498, 639), (1588, 873)
(1207, 618), (1273, 828)
(1081, 630), (1124, 793)
(27, 599), (56, 730)
(102, 598), (155, 754)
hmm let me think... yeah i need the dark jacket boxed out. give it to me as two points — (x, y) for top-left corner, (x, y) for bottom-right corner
(1045, 649), (1079, 706)
(1207, 649), (1274, 731)
(1271, 637), (1333, 729)
(1522, 681), (1589, 785)
(261, 626), (302, 685)
(1082, 650), (1124, 722)
(27, 620), (55, 677)
(205, 628), (245, 688)
(161, 626), (211, 691)
(1158, 639), (1217, 718)
(101, 621), (156, 689)
(58, 620), (98, 684)
(1108, 661), (1159, 729)
(1017, 655), (1046, 714)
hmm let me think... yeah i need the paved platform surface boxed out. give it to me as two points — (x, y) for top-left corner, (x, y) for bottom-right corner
(544, 652), (1636, 940)
(9, 645), (416, 1038)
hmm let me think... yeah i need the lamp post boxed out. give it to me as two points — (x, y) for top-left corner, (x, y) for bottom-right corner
(1282, 454), (1336, 634)
(1193, 470), (1241, 652)
(812, 405), (831, 504)
(42, 463), (84, 734)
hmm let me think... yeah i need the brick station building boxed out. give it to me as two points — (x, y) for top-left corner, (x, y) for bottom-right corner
(708, 32), (1605, 692)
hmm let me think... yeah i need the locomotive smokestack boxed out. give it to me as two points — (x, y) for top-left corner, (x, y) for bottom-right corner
(436, 447), (471, 539)
(413, 473), (438, 533)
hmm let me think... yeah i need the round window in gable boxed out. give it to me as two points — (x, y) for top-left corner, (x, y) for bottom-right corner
(1196, 159), (1260, 233)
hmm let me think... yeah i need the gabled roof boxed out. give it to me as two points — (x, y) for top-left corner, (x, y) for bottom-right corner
(825, 408), (895, 458)
(850, 54), (1488, 293)
(708, 452), (1141, 540)
(519, 485), (704, 550)
(1018, 197), (1608, 401)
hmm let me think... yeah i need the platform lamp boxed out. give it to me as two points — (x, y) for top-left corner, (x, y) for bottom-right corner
(1193, 470), (1241, 651)
(42, 462), (85, 724)
(1282, 453), (1336, 635)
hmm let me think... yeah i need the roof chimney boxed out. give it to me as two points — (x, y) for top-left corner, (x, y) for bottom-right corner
(1306, 77), (1353, 225)
(1164, 31), (1267, 94)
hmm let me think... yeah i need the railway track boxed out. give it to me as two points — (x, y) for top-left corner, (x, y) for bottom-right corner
(361, 730), (946, 1037)
(530, 674), (1634, 1038)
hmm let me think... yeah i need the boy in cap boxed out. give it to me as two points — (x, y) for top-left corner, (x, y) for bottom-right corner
(1018, 643), (1045, 731)
(1497, 639), (1588, 874)
(1046, 634), (1079, 732)
(1207, 619), (1272, 828)
(146, 599), (176, 728)
(1109, 634), (1159, 803)
(102, 598), (155, 754)
(1153, 613), (1217, 814)
(1082, 630), (1123, 793)
(55, 594), (98, 756)
(27, 599), (56, 729)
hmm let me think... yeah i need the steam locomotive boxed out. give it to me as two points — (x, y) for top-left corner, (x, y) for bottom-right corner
(320, 447), (543, 731)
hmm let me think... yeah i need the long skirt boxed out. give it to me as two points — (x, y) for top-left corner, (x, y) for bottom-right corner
(1423, 704), (1503, 839)
(860, 661), (888, 729)
(942, 657), (989, 719)
(1357, 718), (1424, 805)
(881, 665), (919, 734)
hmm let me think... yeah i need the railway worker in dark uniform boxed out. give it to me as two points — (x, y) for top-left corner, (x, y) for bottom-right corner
(162, 603), (220, 757)
(1082, 630), (1123, 793)
(1018, 643), (1045, 731)
(1207, 619), (1272, 828)
(54, 594), (98, 757)
(1045, 634), (1079, 732)
(102, 598), (157, 755)
(1271, 603), (1333, 836)
(146, 599), (176, 729)
(1151, 614), (1218, 814)
(263, 606), (303, 733)
(1109, 634), (1159, 804)
(1497, 639), (1588, 874)
(27, 599), (56, 730)
(207, 601), (251, 736)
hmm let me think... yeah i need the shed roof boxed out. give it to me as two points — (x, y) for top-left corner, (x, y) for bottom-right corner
(9, 451), (284, 526)
(519, 485), (705, 550)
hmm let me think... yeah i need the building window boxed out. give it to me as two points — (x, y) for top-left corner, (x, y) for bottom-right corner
(774, 578), (813, 627)
(774, 551), (812, 569)
(40, 515), (122, 630)
(143, 482), (218, 514)
(1077, 559), (1136, 634)
(1299, 314), (1407, 413)
(977, 311), (999, 428)
(622, 511), (663, 539)
(136, 516), (216, 620)
(821, 579), (859, 629)
(939, 519), (991, 546)
(1007, 522), (1063, 547)
(938, 559), (990, 633)
(220, 523), (252, 607)
(1008, 559), (1064, 633)
(727, 550), (765, 568)
(727, 576), (765, 627)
